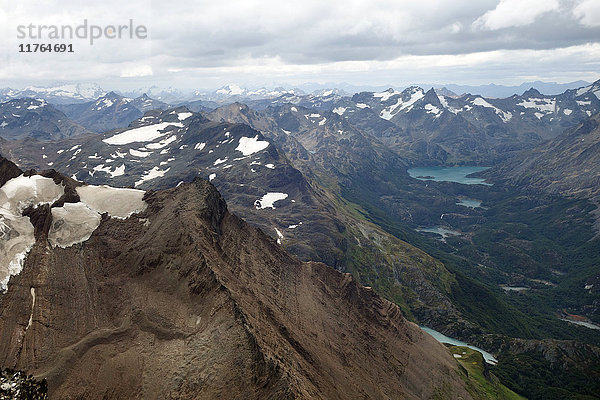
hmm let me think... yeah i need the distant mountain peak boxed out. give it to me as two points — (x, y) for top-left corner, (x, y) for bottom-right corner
(422, 87), (443, 105)
(435, 87), (459, 97)
(522, 87), (542, 97)
(103, 91), (123, 99)
(216, 84), (245, 96)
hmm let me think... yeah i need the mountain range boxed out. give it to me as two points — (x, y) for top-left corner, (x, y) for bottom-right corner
(2, 79), (590, 106)
(56, 92), (170, 132)
(2, 105), (472, 337)
(0, 98), (91, 141)
(1, 78), (600, 399)
(0, 83), (106, 104)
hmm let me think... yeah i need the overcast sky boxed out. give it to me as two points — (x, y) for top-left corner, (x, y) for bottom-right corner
(0, 0), (599, 90)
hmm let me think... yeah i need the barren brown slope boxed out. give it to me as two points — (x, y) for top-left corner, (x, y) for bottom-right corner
(0, 174), (473, 399)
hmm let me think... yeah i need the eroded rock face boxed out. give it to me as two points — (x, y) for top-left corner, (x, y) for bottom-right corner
(0, 176), (474, 399)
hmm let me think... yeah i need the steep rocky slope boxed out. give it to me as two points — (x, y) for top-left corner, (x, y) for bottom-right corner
(490, 113), (600, 202)
(0, 158), (474, 399)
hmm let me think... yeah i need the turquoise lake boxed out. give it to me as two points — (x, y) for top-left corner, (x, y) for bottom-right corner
(408, 166), (492, 185)
(420, 327), (498, 364)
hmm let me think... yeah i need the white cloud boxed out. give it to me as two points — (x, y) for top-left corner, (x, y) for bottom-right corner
(574, 0), (600, 27)
(120, 65), (153, 78)
(450, 22), (463, 34)
(474, 0), (560, 30)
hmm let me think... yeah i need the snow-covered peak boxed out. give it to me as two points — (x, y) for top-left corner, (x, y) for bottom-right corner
(373, 88), (402, 102)
(575, 79), (600, 100)
(25, 98), (48, 110)
(379, 87), (425, 120)
(470, 96), (513, 122)
(211, 85), (302, 101)
(217, 84), (245, 96)
(18, 83), (106, 103)
(311, 88), (346, 97)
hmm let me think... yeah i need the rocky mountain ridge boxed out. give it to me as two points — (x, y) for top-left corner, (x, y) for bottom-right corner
(0, 157), (475, 399)
(56, 92), (170, 133)
(0, 98), (91, 141)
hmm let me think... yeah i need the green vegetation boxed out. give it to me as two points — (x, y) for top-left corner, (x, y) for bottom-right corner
(448, 345), (525, 400)
(311, 154), (600, 399)
(341, 174), (600, 342)
(492, 351), (600, 399)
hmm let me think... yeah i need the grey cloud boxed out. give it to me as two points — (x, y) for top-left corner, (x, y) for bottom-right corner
(141, 0), (599, 67)
(1, 0), (599, 87)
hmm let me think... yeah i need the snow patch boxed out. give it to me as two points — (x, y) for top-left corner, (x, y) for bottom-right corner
(134, 167), (171, 187)
(379, 89), (424, 120)
(0, 175), (65, 291)
(472, 97), (512, 122)
(254, 192), (288, 210)
(373, 89), (401, 102)
(424, 104), (441, 116)
(235, 136), (270, 156)
(103, 122), (183, 145)
(92, 163), (125, 178)
(130, 149), (152, 157)
(77, 185), (146, 218)
(146, 135), (177, 150)
(48, 202), (102, 248)
(275, 228), (283, 244)
(0, 175), (64, 213)
(517, 98), (556, 113)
